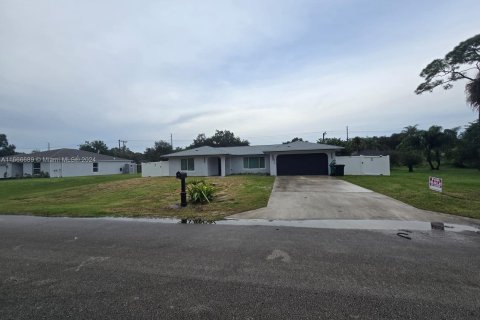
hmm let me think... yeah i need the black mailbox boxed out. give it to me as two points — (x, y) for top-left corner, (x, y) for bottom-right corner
(176, 171), (187, 207)
(176, 171), (187, 179)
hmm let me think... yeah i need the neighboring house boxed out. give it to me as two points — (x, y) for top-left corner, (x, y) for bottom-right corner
(157, 141), (343, 177)
(0, 148), (136, 178)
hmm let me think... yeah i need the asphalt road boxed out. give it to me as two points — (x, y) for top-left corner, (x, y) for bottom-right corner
(1, 215), (479, 319)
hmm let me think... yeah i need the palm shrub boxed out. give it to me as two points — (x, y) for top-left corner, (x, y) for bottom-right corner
(186, 179), (215, 204)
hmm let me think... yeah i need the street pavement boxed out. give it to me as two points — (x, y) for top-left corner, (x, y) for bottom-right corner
(229, 176), (479, 225)
(1, 215), (479, 319)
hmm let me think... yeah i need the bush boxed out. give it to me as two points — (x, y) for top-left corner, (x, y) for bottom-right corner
(187, 180), (215, 204)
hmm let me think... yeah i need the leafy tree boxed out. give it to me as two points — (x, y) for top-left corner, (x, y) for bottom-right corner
(209, 130), (249, 147)
(466, 73), (480, 121)
(0, 134), (16, 156)
(442, 127), (460, 161)
(131, 152), (145, 164)
(190, 133), (208, 148)
(189, 130), (249, 148)
(397, 125), (424, 172)
(400, 152), (423, 173)
(110, 147), (139, 162)
(399, 125), (423, 149)
(386, 150), (402, 167)
(454, 122), (480, 169)
(350, 136), (364, 154)
(79, 140), (109, 154)
(387, 133), (404, 150)
(364, 136), (390, 151)
(423, 126), (443, 170)
(415, 34), (480, 121)
(422, 125), (459, 170)
(283, 137), (304, 144)
(321, 137), (351, 156)
(144, 140), (173, 162)
(321, 137), (346, 147)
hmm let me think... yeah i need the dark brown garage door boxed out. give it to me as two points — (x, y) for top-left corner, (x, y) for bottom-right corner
(277, 153), (328, 175)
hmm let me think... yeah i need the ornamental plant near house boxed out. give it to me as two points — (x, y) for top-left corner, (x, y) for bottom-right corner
(186, 179), (215, 204)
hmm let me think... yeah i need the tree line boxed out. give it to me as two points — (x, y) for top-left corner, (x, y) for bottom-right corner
(319, 122), (479, 172)
(79, 122), (479, 172)
(1, 124), (478, 172)
(77, 130), (250, 163)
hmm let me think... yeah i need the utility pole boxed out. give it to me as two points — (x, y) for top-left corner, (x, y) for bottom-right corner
(47, 142), (50, 151)
(346, 126), (349, 141)
(322, 132), (327, 143)
(118, 139), (127, 150)
(170, 133), (173, 149)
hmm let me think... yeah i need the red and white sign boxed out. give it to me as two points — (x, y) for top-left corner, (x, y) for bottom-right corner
(429, 176), (443, 192)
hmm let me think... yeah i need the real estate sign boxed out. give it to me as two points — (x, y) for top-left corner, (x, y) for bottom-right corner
(429, 176), (443, 193)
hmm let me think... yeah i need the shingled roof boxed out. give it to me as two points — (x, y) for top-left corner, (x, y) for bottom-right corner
(163, 141), (343, 158)
(5, 148), (131, 162)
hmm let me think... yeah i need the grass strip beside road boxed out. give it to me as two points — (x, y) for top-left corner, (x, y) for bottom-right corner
(0, 175), (275, 220)
(340, 167), (480, 219)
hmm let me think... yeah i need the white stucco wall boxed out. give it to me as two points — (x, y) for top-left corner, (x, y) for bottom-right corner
(11, 163), (23, 177)
(59, 161), (132, 177)
(227, 156), (269, 175)
(0, 164), (8, 178)
(25, 161), (133, 177)
(168, 157), (209, 177)
(49, 162), (63, 178)
(0, 163), (21, 178)
(335, 156), (390, 175)
(168, 155), (271, 176)
(142, 161), (169, 177)
(23, 163), (33, 176)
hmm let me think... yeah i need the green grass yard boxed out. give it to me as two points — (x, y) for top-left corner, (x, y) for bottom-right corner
(2, 167), (478, 221)
(0, 174), (275, 220)
(341, 166), (480, 220)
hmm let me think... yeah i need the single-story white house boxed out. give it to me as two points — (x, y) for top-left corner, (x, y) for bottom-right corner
(0, 148), (136, 178)
(157, 141), (343, 177)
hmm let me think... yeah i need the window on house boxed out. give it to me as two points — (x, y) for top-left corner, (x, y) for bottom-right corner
(243, 157), (265, 169)
(93, 162), (98, 172)
(33, 162), (41, 175)
(181, 158), (195, 171)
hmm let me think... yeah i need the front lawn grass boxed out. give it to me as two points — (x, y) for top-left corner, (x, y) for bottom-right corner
(340, 166), (480, 219)
(0, 174), (274, 220)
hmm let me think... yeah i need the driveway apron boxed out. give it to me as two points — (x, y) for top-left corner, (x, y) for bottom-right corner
(228, 176), (475, 224)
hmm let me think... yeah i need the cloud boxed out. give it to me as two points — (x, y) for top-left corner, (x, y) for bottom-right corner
(0, 0), (479, 151)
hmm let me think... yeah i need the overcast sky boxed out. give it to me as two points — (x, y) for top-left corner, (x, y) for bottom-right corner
(1, 0), (479, 152)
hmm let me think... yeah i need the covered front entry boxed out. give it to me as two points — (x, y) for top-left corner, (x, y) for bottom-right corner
(207, 157), (221, 176)
(277, 153), (328, 175)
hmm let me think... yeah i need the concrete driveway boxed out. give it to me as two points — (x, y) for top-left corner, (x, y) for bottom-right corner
(228, 176), (476, 224)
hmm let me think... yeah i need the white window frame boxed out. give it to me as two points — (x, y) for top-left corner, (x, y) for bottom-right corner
(180, 158), (195, 171)
(33, 162), (41, 175)
(243, 157), (265, 169)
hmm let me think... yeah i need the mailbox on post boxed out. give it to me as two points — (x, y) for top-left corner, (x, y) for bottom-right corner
(176, 171), (188, 207)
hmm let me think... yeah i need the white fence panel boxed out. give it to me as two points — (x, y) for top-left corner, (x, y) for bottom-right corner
(336, 156), (390, 176)
(141, 161), (170, 177)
